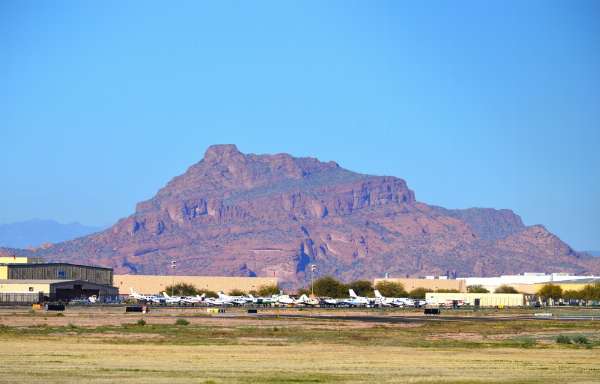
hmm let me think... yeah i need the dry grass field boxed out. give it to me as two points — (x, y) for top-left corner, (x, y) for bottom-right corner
(0, 306), (599, 383)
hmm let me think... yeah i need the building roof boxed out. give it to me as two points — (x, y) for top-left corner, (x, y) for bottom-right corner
(0, 262), (113, 271)
(0, 279), (77, 284)
(545, 278), (600, 284)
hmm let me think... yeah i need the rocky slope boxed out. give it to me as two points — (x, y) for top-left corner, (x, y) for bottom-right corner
(4, 144), (598, 288)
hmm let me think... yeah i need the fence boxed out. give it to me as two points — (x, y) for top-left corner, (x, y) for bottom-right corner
(0, 292), (44, 305)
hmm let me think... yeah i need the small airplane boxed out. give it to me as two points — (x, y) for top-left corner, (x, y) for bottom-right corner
(130, 288), (164, 304)
(215, 291), (253, 306)
(319, 297), (339, 306)
(162, 292), (183, 305)
(295, 294), (319, 306)
(180, 293), (206, 305)
(273, 294), (296, 306)
(373, 290), (416, 307)
(341, 289), (370, 307)
(252, 294), (276, 305)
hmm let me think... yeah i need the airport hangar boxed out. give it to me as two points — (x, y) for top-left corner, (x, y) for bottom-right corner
(0, 257), (117, 303)
(114, 274), (278, 295)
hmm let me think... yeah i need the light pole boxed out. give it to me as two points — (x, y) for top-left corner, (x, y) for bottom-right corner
(171, 259), (177, 296)
(310, 264), (317, 298)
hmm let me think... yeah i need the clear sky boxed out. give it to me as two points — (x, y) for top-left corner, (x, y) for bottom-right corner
(1, 1), (599, 250)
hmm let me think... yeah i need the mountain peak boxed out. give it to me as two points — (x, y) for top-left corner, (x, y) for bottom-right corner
(203, 144), (243, 164)
(28, 146), (598, 287)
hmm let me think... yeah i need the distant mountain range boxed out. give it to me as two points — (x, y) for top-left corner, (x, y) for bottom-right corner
(1, 145), (598, 288)
(0, 219), (101, 249)
(585, 251), (600, 257)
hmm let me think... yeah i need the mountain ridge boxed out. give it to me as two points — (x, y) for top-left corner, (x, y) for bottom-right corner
(0, 219), (101, 249)
(2, 144), (598, 288)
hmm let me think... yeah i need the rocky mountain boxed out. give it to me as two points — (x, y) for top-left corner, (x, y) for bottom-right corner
(3, 144), (598, 288)
(0, 219), (101, 249)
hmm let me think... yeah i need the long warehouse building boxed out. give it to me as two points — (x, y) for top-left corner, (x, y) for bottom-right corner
(115, 274), (278, 295)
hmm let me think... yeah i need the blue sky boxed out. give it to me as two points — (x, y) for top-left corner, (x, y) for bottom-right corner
(1, 1), (599, 250)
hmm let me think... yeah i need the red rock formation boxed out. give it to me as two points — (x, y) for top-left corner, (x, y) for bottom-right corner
(10, 144), (599, 288)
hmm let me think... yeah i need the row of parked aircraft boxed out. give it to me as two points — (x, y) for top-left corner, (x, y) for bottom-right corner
(129, 288), (427, 307)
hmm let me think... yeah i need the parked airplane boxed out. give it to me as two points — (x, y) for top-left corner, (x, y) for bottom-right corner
(162, 292), (184, 305)
(180, 293), (206, 305)
(216, 291), (253, 305)
(373, 290), (416, 307)
(274, 294), (296, 305)
(130, 288), (164, 304)
(341, 289), (370, 307)
(295, 294), (319, 306)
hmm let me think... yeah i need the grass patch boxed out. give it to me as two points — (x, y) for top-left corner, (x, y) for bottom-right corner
(556, 335), (571, 344)
(174, 318), (189, 326)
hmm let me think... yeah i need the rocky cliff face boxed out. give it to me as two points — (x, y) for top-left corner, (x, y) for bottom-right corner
(6, 144), (598, 288)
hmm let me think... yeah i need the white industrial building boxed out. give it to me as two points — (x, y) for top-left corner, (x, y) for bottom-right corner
(459, 273), (599, 292)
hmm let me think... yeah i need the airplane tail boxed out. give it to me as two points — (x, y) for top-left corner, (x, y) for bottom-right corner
(374, 290), (383, 298)
(349, 289), (358, 298)
(162, 292), (170, 298)
(217, 291), (226, 299)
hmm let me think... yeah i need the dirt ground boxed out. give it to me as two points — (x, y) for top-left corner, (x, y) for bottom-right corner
(0, 306), (599, 383)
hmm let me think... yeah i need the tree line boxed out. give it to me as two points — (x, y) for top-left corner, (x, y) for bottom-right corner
(164, 282), (279, 298)
(300, 276), (460, 299)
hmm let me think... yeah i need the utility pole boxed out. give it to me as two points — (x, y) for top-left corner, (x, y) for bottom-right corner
(310, 264), (317, 298)
(171, 259), (177, 296)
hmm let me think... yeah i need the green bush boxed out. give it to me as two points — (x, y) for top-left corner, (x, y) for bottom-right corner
(55, 313), (64, 317)
(374, 281), (407, 297)
(348, 280), (374, 297)
(313, 276), (348, 298)
(197, 289), (218, 298)
(436, 289), (460, 293)
(572, 335), (589, 345)
(408, 287), (432, 299)
(467, 285), (489, 293)
(228, 289), (247, 296)
(136, 319), (146, 326)
(256, 284), (279, 296)
(495, 285), (519, 294)
(556, 335), (571, 344)
(538, 284), (563, 301)
(175, 318), (189, 326)
(165, 283), (198, 296)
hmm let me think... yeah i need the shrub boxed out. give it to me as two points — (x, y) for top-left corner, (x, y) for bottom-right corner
(175, 318), (189, 326)
(467, 285), (489, 293)
(55, 313), (64, 317)
(136, 319), (146, 326)
(348, 280), (374, 297)
(374, 281), (407, 297)
(556, 335), (571, 344)
(257, 284), (279, 296)
(538, 284), (563, 301)
(313, 276), (348, 298)
(228, 289), (247, 296)
(197, 289), (218, 298)
(408, 287), (433, 299)
(572, 335), (589, 345)
(165, 283), (198, 296)
(436, 289), (460, 293)
(495, 285), (519, 294)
